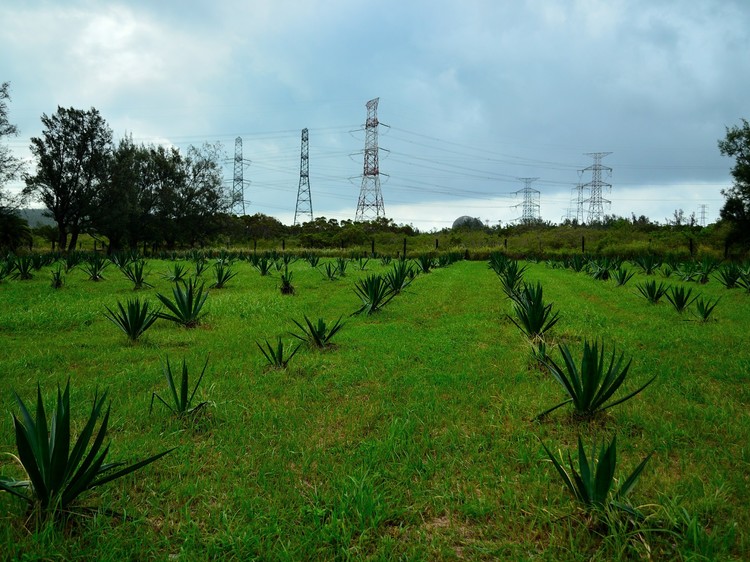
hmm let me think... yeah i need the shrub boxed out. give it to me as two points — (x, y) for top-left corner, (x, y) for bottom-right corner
(122, 259), (152, 290)
(537, 339), (656, 419)
(0, 381), (172, 520)
(104, 297), (160, 342)
(150, 356), (210, 418)
(156, 278), (208, 328)
(290, 315), (344, 349)
(257, 337), (301, 369)
(211, 261), (237, 289)
(508, 282), (560, 341)
(353, 274), (395, 315)
(636, 279), (669, 304)
(665, 285), (699, 313)
(540, 434), (652, 512)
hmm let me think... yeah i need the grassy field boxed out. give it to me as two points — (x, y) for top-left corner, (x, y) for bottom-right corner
(0, 256), (748, 560)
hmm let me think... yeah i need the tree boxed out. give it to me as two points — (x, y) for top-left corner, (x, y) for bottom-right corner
(24, 107), (113, 250)
(718, 118), (750, 247)
(0, 81), (31, 250)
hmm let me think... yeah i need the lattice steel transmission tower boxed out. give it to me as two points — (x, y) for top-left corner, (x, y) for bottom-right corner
(572, 182), (587, 224)
(513, 177), (541, 224)
(698, 204), (708, 227)
(582, 152), (612, 224)
(294, 128), (313, 226)
(231, 136), (250, 215)
(355, 97), (385, 222)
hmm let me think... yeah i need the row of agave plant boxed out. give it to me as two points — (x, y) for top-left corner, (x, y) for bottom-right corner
(489, 252), (680, 539)
(541, 254), (736, 321)
(0, 252), (466, 523)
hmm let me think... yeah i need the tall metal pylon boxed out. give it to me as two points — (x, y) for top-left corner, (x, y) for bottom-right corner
(294, 128), (313, 226)
(513, 177), (541, 224)
(231, 136), (250, 215)
(573, 182), (587, 224)
(355, 97), (385, 222)
(698, 204), (708, 227)
(582, 152), (612, 224)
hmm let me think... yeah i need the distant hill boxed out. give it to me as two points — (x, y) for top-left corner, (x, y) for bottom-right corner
(19, 208), (55, 227)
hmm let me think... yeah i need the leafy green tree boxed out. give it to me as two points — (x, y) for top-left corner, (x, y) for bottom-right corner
(0, 82), (30, 250)
(24, 107), (113, 250)
(718, 118), (750, 247)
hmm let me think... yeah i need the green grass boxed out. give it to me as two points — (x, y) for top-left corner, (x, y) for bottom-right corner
(0, 258), (748, 560)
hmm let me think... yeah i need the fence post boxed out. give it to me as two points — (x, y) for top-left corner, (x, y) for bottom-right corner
(403, 238), (407, 259)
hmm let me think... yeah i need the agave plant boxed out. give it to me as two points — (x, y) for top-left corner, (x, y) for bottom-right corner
(384, 260), (415, 294)
(665, 285), (699, 313)
(319, 262), (339, 281)
(635, 279), (669, 304)
(612, 267), (635, 287)
(257, 337), (301, 369)
(488, 253), (510, 275)
(353, 274), (395, 315)
(355, 256), (370, 271)
(537, 339), (656, 419)
(162, 263), (188, 283)
(80, 254), (110, 281)
(694, 296), (720, 322)
(104, 297), (160, 342)
(499, 260), (528, 299)
(714, 263), (742, 289)
(150, 356), (210, 417)
(254, 257), (274, 276)
(695, 257), (719, 284)
(279, 265), (295, 295)
(414, 254), (435, 274)
(379, 255), (392, 266)
(0, 381), (173, 518)
(290, 315), (345, 349)
(335, 257), (349, 276)
(633, 254), (661, 275)
(156, 278), (208, 328)
(122, 259), (152, 290)
(194, 257), (209, 277)
(211, 261), (237, 289)
(11, 255), (34, 280)
(305, 253), (320, 268)
(508, 282), (560, 341)
(63, 252), (83, 273)
(565, 254), (587, 273)
(50, 264), (65, 289)
(540, 434), (652, 512)
(587, 257), (615, 281)
(675, 261), (699, 282)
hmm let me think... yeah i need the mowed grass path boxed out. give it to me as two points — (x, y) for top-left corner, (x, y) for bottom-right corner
(0, 258), (748, 560)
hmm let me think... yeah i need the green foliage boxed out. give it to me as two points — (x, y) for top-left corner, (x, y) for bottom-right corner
(665, 285), (699, 313)
(633, 254), (662, 275)
(121, 259), (152, 290)
(694, 296), (720, 322)
(211, 261), (237, 289)
(279, 265), (294, 295)
(162, 263), (187, 283)
(414, 254), (435, 274)
(379, 255), (392, 266)
(335, 257), (349, 276)
(290, 315), (345, 349)
(588, 257), (616, 281)
(156, 278), (208, 328)
(540, 434), (652, 511)
(0, 380), (172, 518)
(63, 251), (83, 273)
(538, 339), (656, 419)
(194, 257), (209, 277)
(319, 261), (339, 281)
(150, 356), (210, 418)
(254, 257), (274, 276)
(636, 279), (669, 304)
(355, 256), (369, 271)
(11, 255), (34, 280)
(49, 264), (64, 289)
(384, 259), (415, 294)
(508, 281), (560, 341)
(353, 274), (395, 315)
(498, 260), (528, 298)
(104, 297), (160, 342)
(714, 263), (742, 289)
(613, 267), (635, 287)
(565, 254), (587, 273)
(304, 253), (320, 268)
(80, 254), (109, 281)
(256, 337), (301, 369)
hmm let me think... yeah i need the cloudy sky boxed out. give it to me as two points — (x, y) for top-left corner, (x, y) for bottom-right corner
(1, 0), (748, 230)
